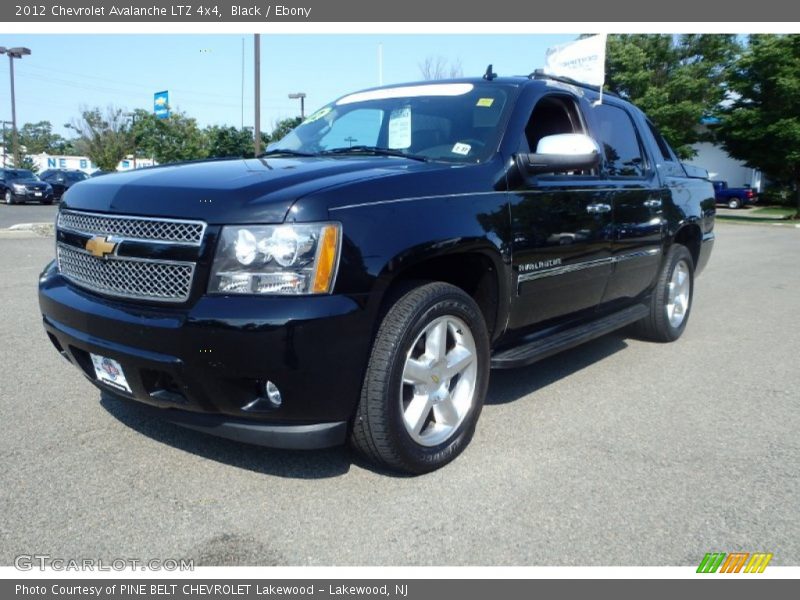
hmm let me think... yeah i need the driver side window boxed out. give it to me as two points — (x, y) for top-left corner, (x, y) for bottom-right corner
(523, 95), (585, 153)
(521, 95), (593, 176)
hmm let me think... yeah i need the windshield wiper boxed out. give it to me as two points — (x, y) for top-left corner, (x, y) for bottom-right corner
(258, 149), (318, 158)
(319, 146), (429, 162)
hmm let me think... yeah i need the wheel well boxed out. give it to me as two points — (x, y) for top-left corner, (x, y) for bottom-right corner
(386, 253), (500, 338)
(673, 224), (702, 268)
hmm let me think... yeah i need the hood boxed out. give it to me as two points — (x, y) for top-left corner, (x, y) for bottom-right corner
(62, 156), (441, 224)
(10, 178), (47, 187)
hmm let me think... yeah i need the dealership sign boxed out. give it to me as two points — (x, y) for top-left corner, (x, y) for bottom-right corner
(154, 90), (170, 119)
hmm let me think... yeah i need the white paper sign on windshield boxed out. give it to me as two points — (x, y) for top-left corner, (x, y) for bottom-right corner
(388, 108), (412, 149)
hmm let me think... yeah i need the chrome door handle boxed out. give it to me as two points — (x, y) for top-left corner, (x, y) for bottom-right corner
(644, 198), (662, 208)
(586, 203), (611, 214)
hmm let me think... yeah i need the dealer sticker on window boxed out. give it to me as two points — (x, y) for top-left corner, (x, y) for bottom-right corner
(451, 142), (472, 155)
(90, 353), (132, 394)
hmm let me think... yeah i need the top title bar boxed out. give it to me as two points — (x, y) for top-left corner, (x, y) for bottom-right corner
(2, 0), (800, 22)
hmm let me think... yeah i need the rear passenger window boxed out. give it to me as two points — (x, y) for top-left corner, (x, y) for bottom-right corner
(646, 120), (675, 162)
(593, 104), (646, 177)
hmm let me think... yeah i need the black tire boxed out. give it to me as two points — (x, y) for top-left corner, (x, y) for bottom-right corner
(634, 245), (694, 343)
(728, 198), (741, 209)
(351, 281), (490, 474)
(4, 190), (14, 205)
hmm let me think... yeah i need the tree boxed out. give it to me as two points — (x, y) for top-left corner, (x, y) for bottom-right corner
(67, 107), (130, 171)
(204, 125), (255, 158)
(604, 34), (740, 159)
(268, 117), (303, 144)
(16, 155), (39, 173)
(716, 35), (800, 212)
(418, 56), (463, 80)
(130, 108), (207, 164)
(17, 121), (73, 155)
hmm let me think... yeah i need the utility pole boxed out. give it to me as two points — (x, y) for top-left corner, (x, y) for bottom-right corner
(254, 34), (261, 155)
(0, 46), (31, 167)
(241, 37), (245, 130)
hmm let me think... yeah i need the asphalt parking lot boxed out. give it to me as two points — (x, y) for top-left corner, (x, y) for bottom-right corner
(0, 202), (58, 230)
(0, 222), (798, 566)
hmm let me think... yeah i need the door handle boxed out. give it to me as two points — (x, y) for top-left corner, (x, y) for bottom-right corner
(644, 198), (662, 208)
(586, 203), (611, 214)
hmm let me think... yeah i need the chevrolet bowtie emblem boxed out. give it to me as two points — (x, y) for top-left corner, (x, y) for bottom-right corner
(85, 236), (118, 259)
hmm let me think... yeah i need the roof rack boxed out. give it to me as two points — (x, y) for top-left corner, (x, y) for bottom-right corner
(529, 69), (619, 98)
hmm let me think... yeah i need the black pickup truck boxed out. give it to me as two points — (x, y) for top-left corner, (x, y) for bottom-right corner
(38, 73), (715, 473)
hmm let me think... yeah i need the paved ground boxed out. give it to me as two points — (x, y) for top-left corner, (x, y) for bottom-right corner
(0, 202), (58, 229)
(0, 223), (798, 566)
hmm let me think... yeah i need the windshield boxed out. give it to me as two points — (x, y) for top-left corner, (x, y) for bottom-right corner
(268, 82), (516, 163)
(5, 170), (37, 182)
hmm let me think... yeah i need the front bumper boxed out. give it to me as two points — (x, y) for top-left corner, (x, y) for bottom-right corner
(39, 262), (374, 449)
(11, 189), (53, 202)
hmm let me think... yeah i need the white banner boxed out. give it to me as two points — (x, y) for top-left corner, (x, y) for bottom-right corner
(544, 34), (607, 87)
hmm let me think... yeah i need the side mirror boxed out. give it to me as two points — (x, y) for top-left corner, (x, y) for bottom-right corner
(515, 133), (601, 175)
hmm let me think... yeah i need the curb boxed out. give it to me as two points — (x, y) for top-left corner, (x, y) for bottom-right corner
(3, 222), (55, 237)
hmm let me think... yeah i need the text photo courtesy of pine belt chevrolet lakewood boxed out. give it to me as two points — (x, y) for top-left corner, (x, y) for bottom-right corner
(38, 72), (715, 474)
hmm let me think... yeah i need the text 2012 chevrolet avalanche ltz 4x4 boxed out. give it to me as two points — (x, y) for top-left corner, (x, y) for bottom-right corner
(39, 73), (715, 473)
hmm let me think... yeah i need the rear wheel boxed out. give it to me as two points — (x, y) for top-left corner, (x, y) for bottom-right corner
(727, 198), (741, 209)
(351, 282), (490, 474)
(634, 245), (694, 343)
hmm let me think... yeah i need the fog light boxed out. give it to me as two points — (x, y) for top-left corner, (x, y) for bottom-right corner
(264, 381), (282, 408)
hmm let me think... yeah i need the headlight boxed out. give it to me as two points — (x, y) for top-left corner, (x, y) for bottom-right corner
(208, 223), (341, 295)
(12, 184), (26, 192)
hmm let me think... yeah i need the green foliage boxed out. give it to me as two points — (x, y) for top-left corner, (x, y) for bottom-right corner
(16, 155), (38, 173)
(18, 121), (73, 154)
(205, 125), (255, 158)
(66, 107), (130, 171)
(716, 35), (800, 210)
(605, 34), (741, 159)
(269, 117), (303, 145)
(130, 108), (208, 165)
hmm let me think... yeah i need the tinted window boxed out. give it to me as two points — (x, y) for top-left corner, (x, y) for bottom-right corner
(318, 108), (383, 150)
(593, 104), (645, 177)
(646, 121), (675, 162)
(66, 172), (88, 182)
(6, 170), (36, 181)
(270, 82), (513, 163)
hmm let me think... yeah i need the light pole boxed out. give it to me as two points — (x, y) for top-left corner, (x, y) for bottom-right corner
(288, 92), (306, 119)
(254, 34), (261, 155)
(0, 46), (31, 168)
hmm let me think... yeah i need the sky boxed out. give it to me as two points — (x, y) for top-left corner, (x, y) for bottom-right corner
(0, 34), (578, 138)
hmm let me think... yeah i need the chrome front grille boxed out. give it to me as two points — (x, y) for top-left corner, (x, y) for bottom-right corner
(55, 210), (205, 303)
(58, 210), (205, 245)
(57, 244), (195, 303)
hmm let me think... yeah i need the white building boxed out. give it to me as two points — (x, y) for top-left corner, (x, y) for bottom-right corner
(0, 147), (155, 173)
(686, 142), (762, 191)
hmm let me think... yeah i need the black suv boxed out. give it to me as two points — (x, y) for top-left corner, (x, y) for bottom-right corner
(1, 168), (54, 204)
(39, 75), (715, 473)
(39, 169), (90, 202)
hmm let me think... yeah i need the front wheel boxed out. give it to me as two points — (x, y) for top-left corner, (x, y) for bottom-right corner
(634, 245), (694, 343)
(4, 190), (14, 205)
(351, 282), (490, 474)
